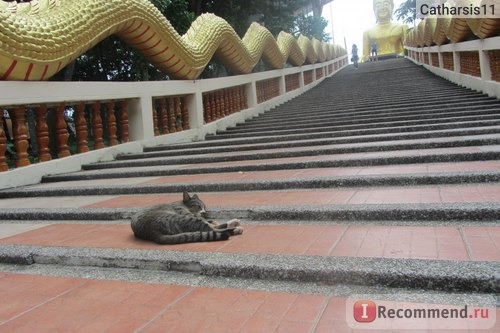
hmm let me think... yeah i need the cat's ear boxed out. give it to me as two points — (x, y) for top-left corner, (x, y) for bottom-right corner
(192, 194), (199, 199)
(183, 191), (191, 202)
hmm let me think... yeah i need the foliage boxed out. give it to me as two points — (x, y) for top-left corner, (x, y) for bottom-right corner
(200, 0), (308, 37)
(394, 0), (417, 25)
(293, 14), (331, 42)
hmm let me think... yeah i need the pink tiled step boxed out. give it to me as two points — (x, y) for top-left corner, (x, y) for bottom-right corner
(1, 224), (498, 262)
(0, 273), (498, 332)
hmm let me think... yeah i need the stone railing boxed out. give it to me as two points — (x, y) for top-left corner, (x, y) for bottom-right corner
(0, 56), (348, 188)
(404, 10), (500, 97)
(406, 36), (500, 98)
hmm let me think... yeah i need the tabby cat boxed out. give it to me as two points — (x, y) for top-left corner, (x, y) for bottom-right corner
(131, 192), (243, 244)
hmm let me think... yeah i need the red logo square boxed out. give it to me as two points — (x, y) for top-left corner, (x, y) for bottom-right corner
(353, 300), (377, 323)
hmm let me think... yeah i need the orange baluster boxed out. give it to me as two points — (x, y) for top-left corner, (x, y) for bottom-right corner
(168, 97), (176, 133)
(11, 106), (30, 167)
(235, 88), (241, 113)
(152, 100), (160, 136)
(217, 90), (226, 118)
(119, 100), (129, 143)
(225, 89), (230, 114)
(106, 101), (118, 146)
(221, 90), (227, 116)
(181, 96), (189, 130)
(92, 102), (105, 149)
(241, 86), (248, 109)
(209, 92), (217, 120)
(175, 97), (183, 131)
(214, 93), (219, 118)
(234, 87), (241, 111)
(35, 104), (52, 161)
(256, 82), (262, 103)
(159, 98), (169, 134)
(225, 89), (231, 115)
(0, 111), (8, 171)
(230, 88), (236, 113)
(203, 94), (211, 123)
(55, 103), (70, 158)
(75, 102), (89, 153)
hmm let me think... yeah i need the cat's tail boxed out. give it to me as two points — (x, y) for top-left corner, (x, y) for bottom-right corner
(153, 230), (232, 244)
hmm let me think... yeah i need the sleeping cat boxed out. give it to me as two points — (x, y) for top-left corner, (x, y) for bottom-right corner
(131, 192), (243, 244)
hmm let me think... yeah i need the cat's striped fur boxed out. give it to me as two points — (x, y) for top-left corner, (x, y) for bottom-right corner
(131, 192), (243, 244)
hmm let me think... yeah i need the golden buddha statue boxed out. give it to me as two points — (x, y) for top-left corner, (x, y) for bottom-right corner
(363, 0), (407, 61)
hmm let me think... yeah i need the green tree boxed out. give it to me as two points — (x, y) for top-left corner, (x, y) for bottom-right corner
(293, 14), (331, 42)
(394, 0), (417, 26)
(204, 0), (308, 37)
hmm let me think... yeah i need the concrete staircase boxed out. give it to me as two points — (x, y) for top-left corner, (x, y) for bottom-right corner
(0, 59), (498, 331)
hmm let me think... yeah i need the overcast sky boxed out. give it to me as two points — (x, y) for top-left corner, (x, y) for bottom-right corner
(322, 0), (409, 57)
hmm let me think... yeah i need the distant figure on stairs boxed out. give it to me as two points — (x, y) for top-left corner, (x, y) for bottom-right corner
(351, 44), (359, 68)
(363, 0), (407, 62)
(370, 40), (378, 61)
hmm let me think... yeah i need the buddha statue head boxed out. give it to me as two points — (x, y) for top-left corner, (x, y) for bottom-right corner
(373, 0), (395, 24)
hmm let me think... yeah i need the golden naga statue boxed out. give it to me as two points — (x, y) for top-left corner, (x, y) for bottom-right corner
(363, 0), (407, 61)
(405, 0), (500, 47)
(0, 0), (343, 81)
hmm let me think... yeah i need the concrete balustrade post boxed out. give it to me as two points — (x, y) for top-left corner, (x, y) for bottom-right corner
(479, 45), (492, 82)
(187, 93), (204, 130)
(127, 97), (154, 141)
(453, 49), (461, 74)
(438, 48), (444, 69)
(246, 82), (257, 108)
(278, 75), (285, 97)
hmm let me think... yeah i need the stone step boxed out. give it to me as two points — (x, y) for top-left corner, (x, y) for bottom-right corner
(84, 138), (500, 170)
(240, 96), (499, 124)
(255, 89), (491, 110)
(275, 85), (479, 110)
(0, 243), (497, 293)
(206, 119), (500, 143)
(144, 125), (500, 153)
(1, 203), (499, 222)
(279, 90), (483, 112)
(228, 103), (500, 132)
(3, 171), (500, 198)
(20, 160), (500, 189)
(209, 114), (500, 139)
(43, 147), (500, 181)
(132, 130), (500, 159)
(0, 223), (497, 293)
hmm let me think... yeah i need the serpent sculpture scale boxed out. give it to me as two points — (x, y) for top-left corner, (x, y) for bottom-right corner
(405, 0), (500, 47)
(0, 0), (342, 81)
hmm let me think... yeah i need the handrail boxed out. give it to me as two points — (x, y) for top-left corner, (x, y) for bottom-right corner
(0, 56), (348, 188)
(404, 4), (500, 97)
(406, 36), (500, 98)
